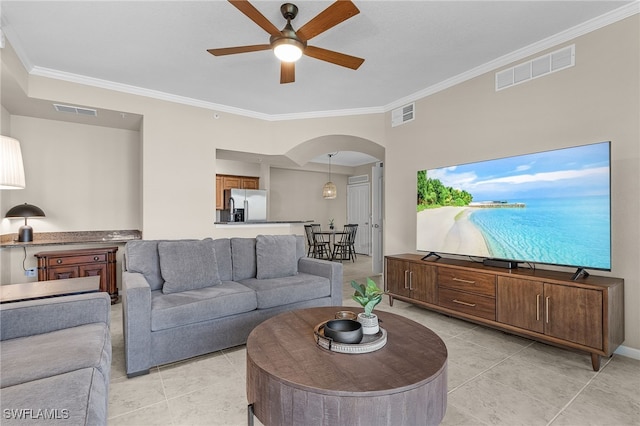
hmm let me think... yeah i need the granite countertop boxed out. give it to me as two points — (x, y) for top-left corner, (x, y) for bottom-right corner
(0, 230), (142, 248)
(214, 220), (314, 225)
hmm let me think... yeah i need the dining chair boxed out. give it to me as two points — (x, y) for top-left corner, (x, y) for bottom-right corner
(304, 224), (315, 257)
(308, 223), (331, 259)
(332, 224), (358, 262)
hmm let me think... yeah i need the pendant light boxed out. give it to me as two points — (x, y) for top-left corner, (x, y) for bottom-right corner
(322, 153), (337, 199)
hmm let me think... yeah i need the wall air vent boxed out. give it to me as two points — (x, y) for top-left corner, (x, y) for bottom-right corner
(496, 44), (575, 91)
(53, 104), (98, 117)
(391, 102), (415, 127)
(348, 175), (369, 185)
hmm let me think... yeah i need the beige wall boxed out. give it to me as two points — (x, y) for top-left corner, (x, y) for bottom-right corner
(0, 116), (141, 283)
(384, 16), (639, 351)
(269, 168), (348, 229)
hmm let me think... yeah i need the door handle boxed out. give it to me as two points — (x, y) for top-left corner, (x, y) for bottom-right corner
(545, 296), (550, 323)
(373, 224), (380, 228)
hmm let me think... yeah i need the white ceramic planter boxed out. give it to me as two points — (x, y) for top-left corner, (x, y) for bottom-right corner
(357, 312), (379, 335)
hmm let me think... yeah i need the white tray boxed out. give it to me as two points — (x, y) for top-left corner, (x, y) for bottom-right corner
(313, 321), (387, 354)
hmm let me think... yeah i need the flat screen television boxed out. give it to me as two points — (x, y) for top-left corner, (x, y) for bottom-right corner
(416, 141), (611, 277)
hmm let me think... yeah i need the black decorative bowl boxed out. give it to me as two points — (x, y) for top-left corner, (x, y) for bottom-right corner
(324, 319), (363, 344)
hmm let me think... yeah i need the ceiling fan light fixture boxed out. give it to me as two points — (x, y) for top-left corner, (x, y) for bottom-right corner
(273, 38), (304, 62)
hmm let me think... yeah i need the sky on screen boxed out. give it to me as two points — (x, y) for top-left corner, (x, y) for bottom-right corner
(426, 142), (610, 201)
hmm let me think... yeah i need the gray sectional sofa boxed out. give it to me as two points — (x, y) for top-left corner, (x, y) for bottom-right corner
(0, 292), (112, 425)
(122, 234), (342, 377)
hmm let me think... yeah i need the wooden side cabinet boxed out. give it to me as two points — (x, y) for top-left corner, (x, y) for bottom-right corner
(385, 254), (624, 371)
(35, 247), (119, 304)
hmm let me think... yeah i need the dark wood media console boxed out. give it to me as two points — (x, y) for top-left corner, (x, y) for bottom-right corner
(385, 254), (624, 371)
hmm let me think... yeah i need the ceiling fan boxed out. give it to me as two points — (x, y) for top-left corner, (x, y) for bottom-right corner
(207, 0), (365, 84)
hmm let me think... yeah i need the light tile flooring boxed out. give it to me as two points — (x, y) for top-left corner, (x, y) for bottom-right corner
(108, 256), (640, 425)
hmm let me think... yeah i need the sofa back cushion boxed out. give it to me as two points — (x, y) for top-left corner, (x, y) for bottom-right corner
(231, 238), (256, 281)
(256, 235), (298, 279)
(125, 240), (164, 291)
(159, 239), (222, 294)
(231, 235), (305, 281)
(125, 238), (233, 291)
(212, 238), (232, 281)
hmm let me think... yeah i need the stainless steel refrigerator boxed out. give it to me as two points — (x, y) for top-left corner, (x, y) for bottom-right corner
(223, 189), (267, 222)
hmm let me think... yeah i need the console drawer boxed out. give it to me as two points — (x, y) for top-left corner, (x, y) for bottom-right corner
(438, 288), (496, 320)
(47, 253), (107, 267)
(438, 268), (496, 297)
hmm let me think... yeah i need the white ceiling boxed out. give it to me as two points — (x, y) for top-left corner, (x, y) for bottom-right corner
(1, 0), (635, 121)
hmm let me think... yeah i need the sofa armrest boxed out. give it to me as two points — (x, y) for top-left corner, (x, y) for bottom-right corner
(0, 292), (111, 341)
(298, 257), (343, 306)
(122, 271), (153, 377)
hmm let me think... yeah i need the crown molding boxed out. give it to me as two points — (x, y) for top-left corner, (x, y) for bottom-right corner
(12, 2), (640, 121)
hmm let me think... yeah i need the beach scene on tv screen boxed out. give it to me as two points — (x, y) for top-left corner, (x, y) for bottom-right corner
(417, 142), (611, 269)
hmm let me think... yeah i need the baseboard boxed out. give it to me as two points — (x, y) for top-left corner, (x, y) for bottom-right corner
(614, 344), (640, 360)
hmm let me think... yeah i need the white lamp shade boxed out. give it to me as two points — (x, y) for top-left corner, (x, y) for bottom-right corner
(0, 136), (26, 190)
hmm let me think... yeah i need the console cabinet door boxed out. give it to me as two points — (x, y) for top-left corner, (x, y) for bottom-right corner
(79, 263), (108, 293)
(497, 277), (544, 333)
(385, 258), (411, 298)
(410, 263), (437, 304)
(544, 283), (603, 349)
(498, 278), (604, 349)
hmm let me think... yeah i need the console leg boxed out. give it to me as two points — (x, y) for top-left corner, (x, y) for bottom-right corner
(591, 353), (601, 371)
(247, 404), (254, 426)
(388, 295), (394, 307)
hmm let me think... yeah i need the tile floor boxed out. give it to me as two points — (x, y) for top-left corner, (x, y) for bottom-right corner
(108, 256), (640, 425)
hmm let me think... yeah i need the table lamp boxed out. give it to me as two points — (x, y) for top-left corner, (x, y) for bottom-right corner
(5, 203), (46, 242)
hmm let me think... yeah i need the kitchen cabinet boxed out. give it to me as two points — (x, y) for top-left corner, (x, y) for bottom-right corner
(385, 254), (624, 371)
(35, 247), (119, 304)
(216, 174), (260, 209)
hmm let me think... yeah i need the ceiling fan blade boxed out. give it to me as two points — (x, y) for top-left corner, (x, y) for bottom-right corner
(207, 44), (271, 56)
(296, 1), (360, 41)
(304, 45), (364, 70)
(280, 62), (295, 84)
(228, 0), (281, 36)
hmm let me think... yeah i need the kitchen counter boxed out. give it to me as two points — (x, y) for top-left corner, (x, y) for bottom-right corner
(0, 230), (141, 248)
(214, 220), (314, 225)
(213, 222), (311, 238)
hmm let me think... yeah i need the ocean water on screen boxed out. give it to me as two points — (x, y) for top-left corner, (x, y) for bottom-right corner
(469, 195), (611, 270)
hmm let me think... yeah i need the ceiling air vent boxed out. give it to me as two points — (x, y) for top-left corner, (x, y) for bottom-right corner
(496, 45), (575, 91)
(53, 104), (98, 117)
(391, 103), (415, 127)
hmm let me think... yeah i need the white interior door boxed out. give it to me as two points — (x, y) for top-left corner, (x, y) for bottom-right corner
(371, 162), (384, 274)
(347, 183), (371, 255)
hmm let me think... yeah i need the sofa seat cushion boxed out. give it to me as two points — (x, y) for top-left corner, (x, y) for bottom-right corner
(0, 368), (108, 425)
(239, 273), (331, 309)
(0, 323), (111, 388)
(150, 281), (258, 331)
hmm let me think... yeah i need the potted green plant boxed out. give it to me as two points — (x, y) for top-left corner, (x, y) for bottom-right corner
(328, 218), (335, 230)
(351, 278), (384, 334)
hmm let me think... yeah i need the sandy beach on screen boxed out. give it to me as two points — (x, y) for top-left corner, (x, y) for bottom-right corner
(417, 206), (491, 257)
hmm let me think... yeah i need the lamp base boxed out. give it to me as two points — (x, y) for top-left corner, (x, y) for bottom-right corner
(18, 225), (33, 242)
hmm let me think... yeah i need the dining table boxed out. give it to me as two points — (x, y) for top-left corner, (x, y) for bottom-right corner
(313, 230), (347, 261)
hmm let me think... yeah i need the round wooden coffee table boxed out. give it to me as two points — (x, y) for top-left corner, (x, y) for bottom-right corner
(246, 306), (447, 426)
